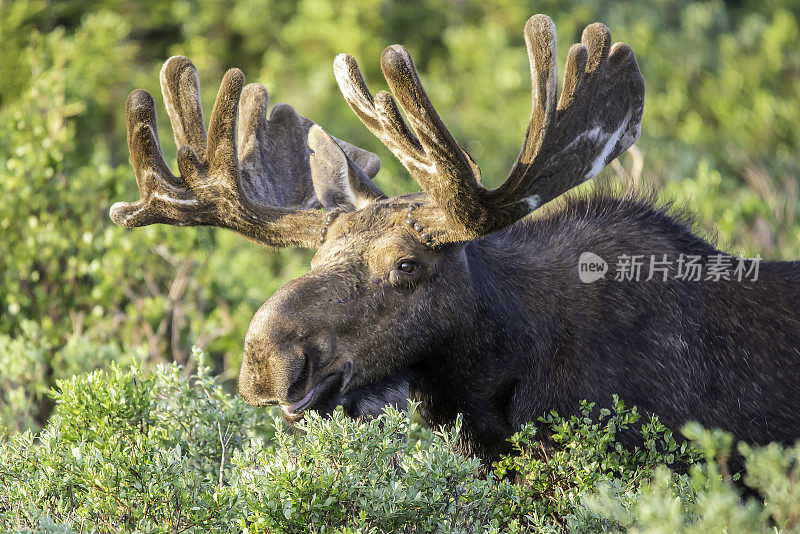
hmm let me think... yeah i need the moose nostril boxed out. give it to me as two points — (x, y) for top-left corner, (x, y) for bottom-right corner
(300, 350), (313, 383)
(286, 348), (314, 399)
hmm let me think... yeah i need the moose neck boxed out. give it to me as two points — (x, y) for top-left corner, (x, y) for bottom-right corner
(410, 227), (565, 460)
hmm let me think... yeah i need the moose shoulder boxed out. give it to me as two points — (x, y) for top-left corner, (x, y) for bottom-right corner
(111, 14), (800, 463)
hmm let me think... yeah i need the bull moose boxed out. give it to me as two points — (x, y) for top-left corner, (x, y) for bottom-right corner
(110, 14), (800, 462)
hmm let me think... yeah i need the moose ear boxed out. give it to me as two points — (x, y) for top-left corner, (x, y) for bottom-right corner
(331, 135), (381, 180)
(308, 124), (386, 210)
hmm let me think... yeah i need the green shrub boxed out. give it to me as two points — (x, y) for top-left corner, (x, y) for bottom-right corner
(3, 357), (799, 533)
(580, 423), (800, 533)
(0, 350), (266, 532)
(234, 408), (499, 532)
(0, 320), (131, 433)
(492, 397), (701, 531)
(0, 353), (497, 532)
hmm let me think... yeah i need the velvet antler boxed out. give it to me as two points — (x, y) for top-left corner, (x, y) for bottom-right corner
(110, 56), (385, 248)
(334, 15), (644, 243)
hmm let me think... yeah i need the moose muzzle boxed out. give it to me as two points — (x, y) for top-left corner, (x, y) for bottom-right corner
(238, 273), (354, 418)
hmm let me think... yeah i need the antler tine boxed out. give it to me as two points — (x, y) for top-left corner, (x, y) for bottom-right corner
(207, 68), (244, 173)
(160, 56), (208, 161)
(333, 54), (424, 162)
(557, 43), (589, 113)
(379, 47), (484, 212)
(498, 15), (559, 202)
(110, 89), (201, 228)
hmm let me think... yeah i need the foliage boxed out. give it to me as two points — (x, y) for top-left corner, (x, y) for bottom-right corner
(2, 359), (800, 532)
(492, 397), (701, 530)
(577, 423), (800, 533)
(0, 356), (497, 532)
(0, 350), (269, 532)
(234, 408), (498, 532)
(0, 320), (131, 433)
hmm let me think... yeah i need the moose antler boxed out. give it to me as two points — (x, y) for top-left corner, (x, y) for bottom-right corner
(110, 56), (385, 248)
(334, 14), (644, 241)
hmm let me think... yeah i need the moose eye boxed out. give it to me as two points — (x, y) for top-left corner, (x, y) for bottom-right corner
(389, 259), (421, 290)
(398, 261), (417, 274)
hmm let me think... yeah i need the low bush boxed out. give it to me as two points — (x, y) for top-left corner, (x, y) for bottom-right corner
(577, 423), (800, 533)
(492, 397), (701, 531)
(1, 352), (799, 533)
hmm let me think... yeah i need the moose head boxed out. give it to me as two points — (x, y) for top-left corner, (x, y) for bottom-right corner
(112, 15), (701, 458)
(111, 14), (643, 424)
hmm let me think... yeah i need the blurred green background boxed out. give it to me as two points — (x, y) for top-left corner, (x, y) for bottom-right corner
(1, 0), (799, 433)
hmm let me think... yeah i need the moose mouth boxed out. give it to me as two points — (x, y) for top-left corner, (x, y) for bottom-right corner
(279, 366), (413, 422)
(280, 371), (345, 418)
